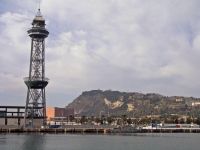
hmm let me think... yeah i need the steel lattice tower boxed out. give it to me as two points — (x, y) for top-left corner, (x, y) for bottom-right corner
(23, 9), (49, 127)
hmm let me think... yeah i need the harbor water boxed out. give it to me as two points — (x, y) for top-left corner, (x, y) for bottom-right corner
(1, 133), (200, 150)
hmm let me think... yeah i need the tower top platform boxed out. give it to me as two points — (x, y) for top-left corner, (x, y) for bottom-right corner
(32, 9), (45, 23)
(28, 8), (49, 38)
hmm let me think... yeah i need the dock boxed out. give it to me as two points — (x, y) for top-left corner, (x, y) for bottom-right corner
(144, 128), (200, 133)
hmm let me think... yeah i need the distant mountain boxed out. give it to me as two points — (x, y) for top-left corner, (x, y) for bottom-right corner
(65, 90), (200, 117)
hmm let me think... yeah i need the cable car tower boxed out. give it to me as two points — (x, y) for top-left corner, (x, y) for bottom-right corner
(23, 9), (49, 127)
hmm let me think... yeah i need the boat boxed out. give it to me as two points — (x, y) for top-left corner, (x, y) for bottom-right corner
(104, 125), (139, 133)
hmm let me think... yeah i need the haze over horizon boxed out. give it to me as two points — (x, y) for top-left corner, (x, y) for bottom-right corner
(0, 0), (200, 108)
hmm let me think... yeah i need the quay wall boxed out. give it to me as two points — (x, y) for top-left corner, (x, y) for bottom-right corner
(0, 125), (200, 133)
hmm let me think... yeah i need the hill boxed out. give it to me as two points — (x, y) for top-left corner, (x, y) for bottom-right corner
(65, 90), (200, 117)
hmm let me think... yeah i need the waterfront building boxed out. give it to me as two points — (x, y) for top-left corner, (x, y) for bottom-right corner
(46, 107), (74, 125)
(0, 106), (25, 126)
(0, 106), (74, 126)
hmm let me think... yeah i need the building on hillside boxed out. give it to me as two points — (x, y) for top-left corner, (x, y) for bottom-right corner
(46, 107), (74, 125)
(185, 101), (200, 107)
(176, 98), (183, 102)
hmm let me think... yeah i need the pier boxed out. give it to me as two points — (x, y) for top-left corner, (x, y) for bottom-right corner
(144, 128), (200, 133)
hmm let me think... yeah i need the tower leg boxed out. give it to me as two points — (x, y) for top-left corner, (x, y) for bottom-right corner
(24, 88), (47, 128)
(24, 88), (30, 127)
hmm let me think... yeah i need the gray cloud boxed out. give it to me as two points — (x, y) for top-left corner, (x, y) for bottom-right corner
(0, 0), (200, 107)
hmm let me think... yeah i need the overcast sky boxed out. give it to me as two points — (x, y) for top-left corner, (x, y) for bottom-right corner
(0, 0), (200, 108)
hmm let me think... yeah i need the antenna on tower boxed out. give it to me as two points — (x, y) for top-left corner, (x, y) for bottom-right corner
(36, 1), (42, 16)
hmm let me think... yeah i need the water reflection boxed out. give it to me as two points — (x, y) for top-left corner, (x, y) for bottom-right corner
(21, 133), (46, 150)
(1, 133), (200, 150)
(0, 137), (6, 145)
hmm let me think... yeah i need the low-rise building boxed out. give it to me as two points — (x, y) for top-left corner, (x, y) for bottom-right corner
(46, 107), (74, 125)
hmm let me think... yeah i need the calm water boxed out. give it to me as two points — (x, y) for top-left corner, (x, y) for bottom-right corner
(0, 132), (200, 150)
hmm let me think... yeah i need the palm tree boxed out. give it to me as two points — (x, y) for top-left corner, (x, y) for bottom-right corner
(121, 115), (127, 125)
(186, 117), (192, 124)
(179, 118), (185, 124)
(195, 116), (200, 125)
(107, 116), (114, 125)
(127, 118), (132, 125)
(69, 115), (74, 122)
(95, 117), (101, 125)
(80, 115), (87, 124)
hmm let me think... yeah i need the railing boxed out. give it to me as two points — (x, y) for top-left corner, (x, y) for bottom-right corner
(23, 77), (50, 82)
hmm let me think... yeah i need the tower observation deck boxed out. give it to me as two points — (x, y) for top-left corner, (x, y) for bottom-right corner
(24, 9), (49, 127)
